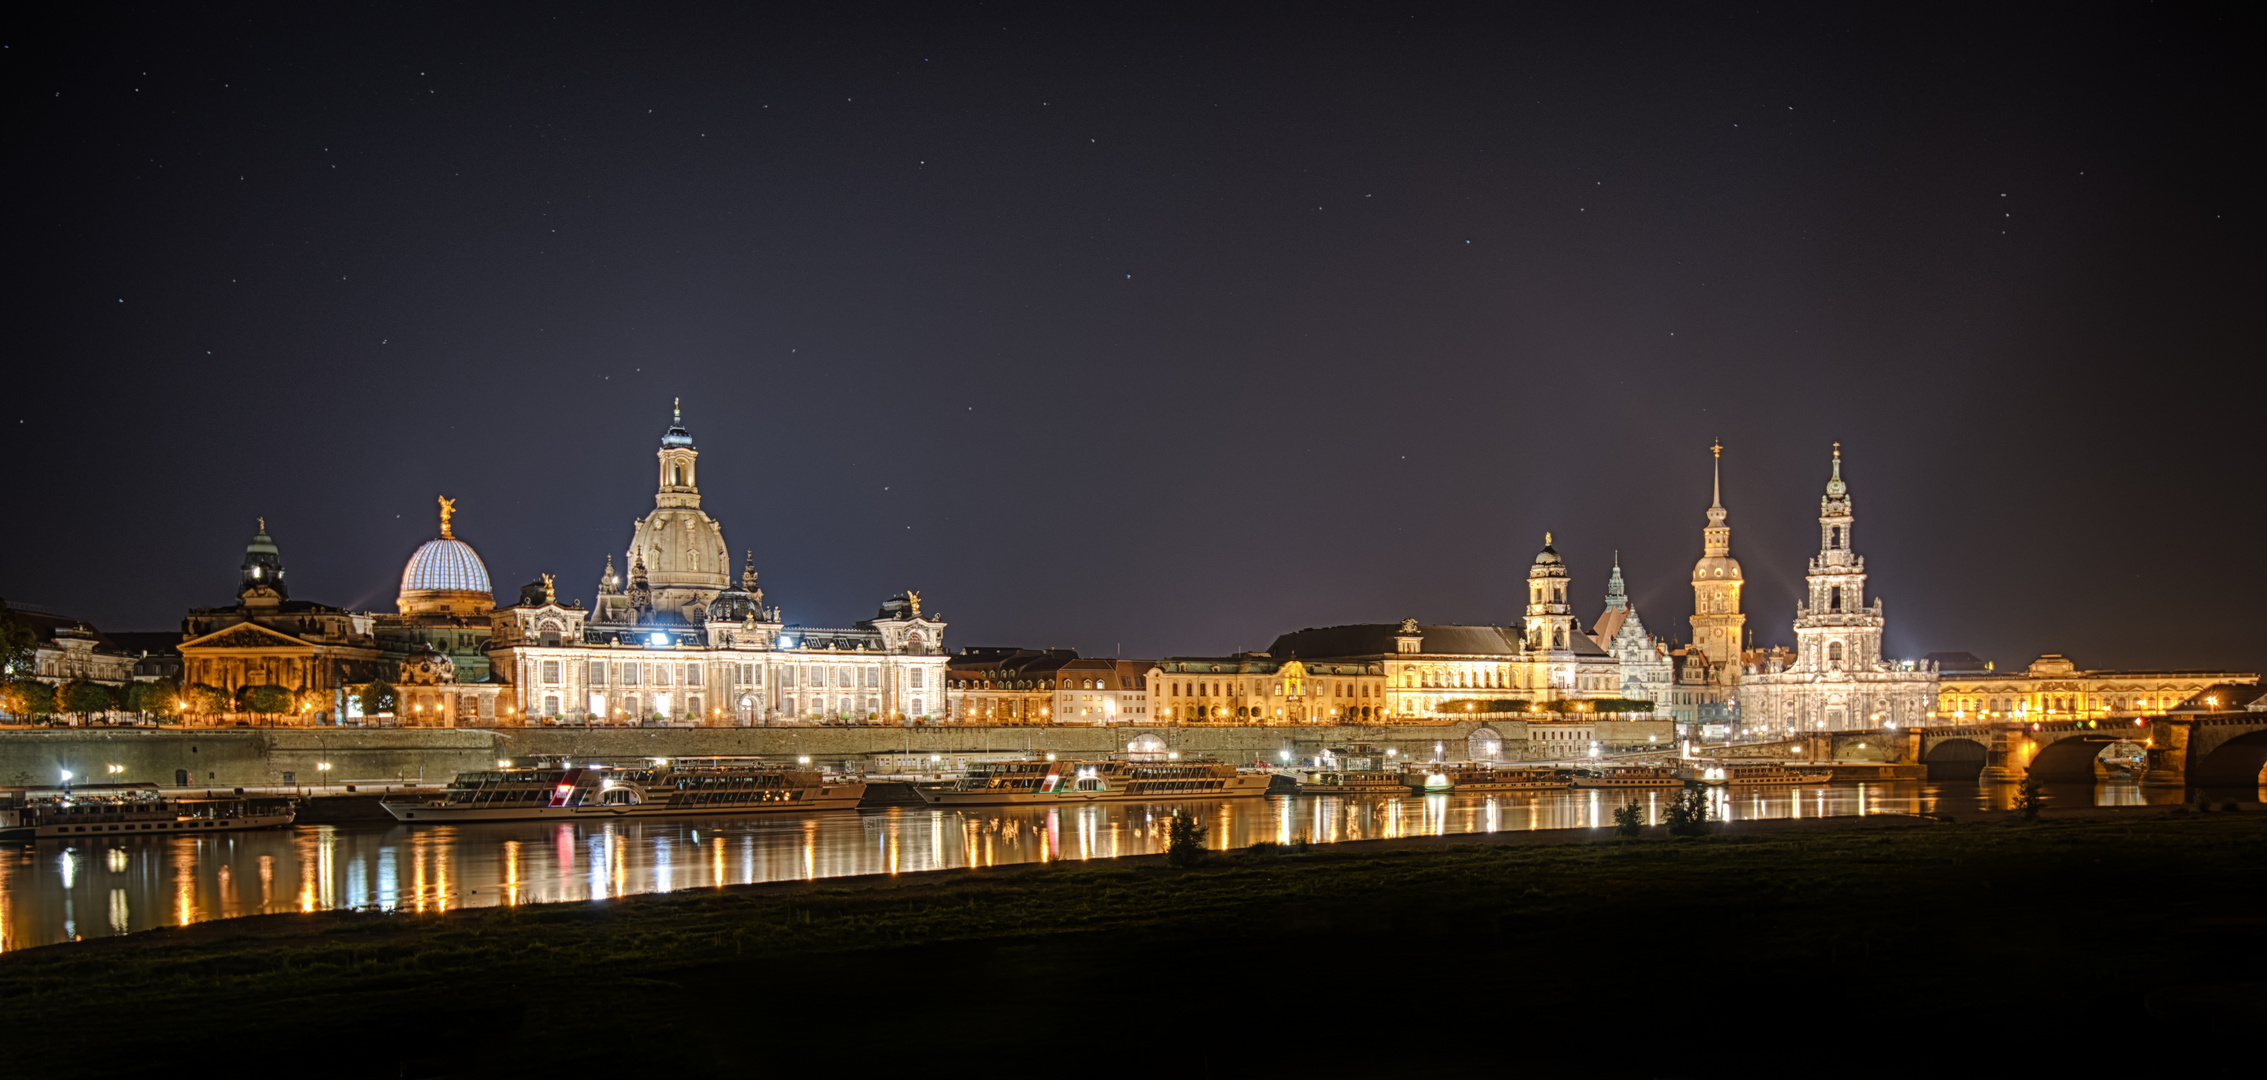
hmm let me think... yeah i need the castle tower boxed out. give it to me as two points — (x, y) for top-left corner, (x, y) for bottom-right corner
(1689, 442), (1746, 682)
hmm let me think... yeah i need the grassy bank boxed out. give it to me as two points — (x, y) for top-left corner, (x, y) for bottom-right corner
(7, 812), (2265, 1077)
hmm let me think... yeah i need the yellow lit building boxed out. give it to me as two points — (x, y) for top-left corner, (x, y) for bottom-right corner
(1150, 655), (1386, 724)
(1933, 654), (2256, 721)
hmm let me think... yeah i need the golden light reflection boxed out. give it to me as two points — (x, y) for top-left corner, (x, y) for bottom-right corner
(504, 840), (522, 905)
(174, 846), (198, 926)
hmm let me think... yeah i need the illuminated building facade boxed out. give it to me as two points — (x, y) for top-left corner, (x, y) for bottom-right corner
(942, 648), (1154, 724)
(1934, 654), (2255, 721)
(485, 404), (949, 725)
(1247, 538), (1626, 722)
(1148, 654), (1384, 724)
(1742, 445), (1938, 732)
(177, 522), (383, 720)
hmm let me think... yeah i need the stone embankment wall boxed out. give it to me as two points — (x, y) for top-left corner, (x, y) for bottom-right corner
(0, 720), (1602, 788)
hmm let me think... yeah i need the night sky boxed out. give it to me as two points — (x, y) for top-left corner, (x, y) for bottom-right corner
(5, 5), (2257, 671)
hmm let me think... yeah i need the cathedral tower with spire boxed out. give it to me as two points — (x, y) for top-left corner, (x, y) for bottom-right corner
(1742, 444), (1938, 733)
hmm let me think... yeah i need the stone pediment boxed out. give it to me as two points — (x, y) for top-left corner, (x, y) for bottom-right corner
(183, 622), (313, 652)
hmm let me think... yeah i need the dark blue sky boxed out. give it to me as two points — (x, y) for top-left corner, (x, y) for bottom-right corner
(5, 4), (2257, 671)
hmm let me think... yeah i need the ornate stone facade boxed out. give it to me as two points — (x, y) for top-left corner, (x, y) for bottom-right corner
(1742, 446), (1939, 733)
(484, 404), (949, 725)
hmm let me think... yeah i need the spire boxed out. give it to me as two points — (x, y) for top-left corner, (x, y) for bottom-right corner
(660, 398), (695, 449)
(1706, 442), (1728, 527)
(1826, 441), (1846, 497)
(741, 549), (757, 590)
(599, 552), (620, 595)
(1604, 551), (1628, 613)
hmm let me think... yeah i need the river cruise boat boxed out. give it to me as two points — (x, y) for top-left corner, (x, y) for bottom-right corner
(381, 759), (865, 823)
(915, 758), (1271, 806)
(1569, 765), (1684, 789)
(1288, 768), (1411, 795)
(0, 783), (296, 841)
(1677, 763), (1835, 787)
(1406, 766), (1572, 793)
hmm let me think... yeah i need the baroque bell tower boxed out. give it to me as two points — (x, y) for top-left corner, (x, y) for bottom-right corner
(1689, 442), (1746, 682)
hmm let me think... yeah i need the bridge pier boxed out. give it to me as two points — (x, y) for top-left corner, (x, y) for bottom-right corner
(1978, 727), (2028, 783)
(2140, 719), (2190, 788)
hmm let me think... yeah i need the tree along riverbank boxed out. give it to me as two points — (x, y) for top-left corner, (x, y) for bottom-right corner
(6, 811), (2263, 1078)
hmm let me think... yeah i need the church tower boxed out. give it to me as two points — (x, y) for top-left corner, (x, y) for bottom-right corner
(1524, 533), (1580, 652)
(1790, 443), (1885, 679)
(1689, 442), (1745, 682)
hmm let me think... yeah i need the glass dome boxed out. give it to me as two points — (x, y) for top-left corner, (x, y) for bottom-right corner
(401, 538), (492, 595)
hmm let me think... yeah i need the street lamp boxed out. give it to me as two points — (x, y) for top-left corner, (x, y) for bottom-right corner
(316, 762), (332, 789)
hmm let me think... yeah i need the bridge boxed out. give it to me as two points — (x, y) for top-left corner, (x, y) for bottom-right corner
(1697, 712), (2267, 787)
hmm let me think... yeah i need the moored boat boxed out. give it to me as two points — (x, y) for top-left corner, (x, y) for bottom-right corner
(381, 758), (864, 823)
(1414, 765), (1572, 793)
(1289, 767), (1410, 795)
(1677, 763), (1835, 786)
(1569, 765), (1682, 789)
(0, 783), (296, 841)
(915, 758), (1271, 806)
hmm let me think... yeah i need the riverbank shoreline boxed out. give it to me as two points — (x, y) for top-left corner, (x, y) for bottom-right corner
(5, 806), (2262, 1078)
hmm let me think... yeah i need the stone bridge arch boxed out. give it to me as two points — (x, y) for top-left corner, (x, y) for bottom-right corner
(1923, 737), (1986, 781)
(2025, 735), (2128, 782)
(2191, 729), (2267, 788)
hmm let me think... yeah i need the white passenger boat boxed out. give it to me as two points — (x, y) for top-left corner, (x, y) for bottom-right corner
(381, 759), (865, 823)
(1678, 763), (1835, 787)
(915, 759), (1271, 806)
(1289, 768), (1411, 795)
(1568, 766), (1683, 789)
(0, 783), (296, 841)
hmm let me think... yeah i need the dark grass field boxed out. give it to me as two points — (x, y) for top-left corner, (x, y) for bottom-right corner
(5, 810), (2263, 1078)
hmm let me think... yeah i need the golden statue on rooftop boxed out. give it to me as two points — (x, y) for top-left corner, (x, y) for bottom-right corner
(907, 590), (922, 617)
(438, 495), (457, 539)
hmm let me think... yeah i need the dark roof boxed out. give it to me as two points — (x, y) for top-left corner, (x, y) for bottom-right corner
(1266, 622), (1598, 659)
(6, 609), (126, 653)
(107, 631), (184, 657)
(2171, 683), (2267, 712)
(1924, 651), (1992, 673)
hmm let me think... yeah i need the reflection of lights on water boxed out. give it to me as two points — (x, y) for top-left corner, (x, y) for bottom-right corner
(22, 783), (2217, 948)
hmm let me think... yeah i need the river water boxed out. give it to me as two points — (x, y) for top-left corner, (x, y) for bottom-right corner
(0, 779), (2229, 951)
